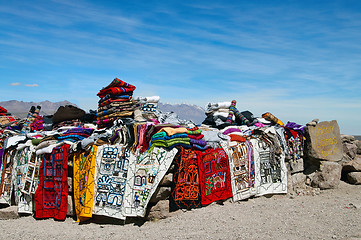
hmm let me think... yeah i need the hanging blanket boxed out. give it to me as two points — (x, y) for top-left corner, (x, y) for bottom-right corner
(221, 140), (256, 202)
(123, 147), (177, 217)
(197, 147), (232, 205)
(93, 144), (133, 220)
(0, 149), (17, 205)
(169, 147), (201, 211)
(73, 145), (97, 222)
(34, 144), (69, 220)
(250, 137), (287, 196)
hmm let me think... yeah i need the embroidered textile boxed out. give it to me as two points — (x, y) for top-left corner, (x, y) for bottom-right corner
(93, 144), (132, 220)
(251, 137), (287, 196)
(197, 147), (232, 205)
(73, 145), (97, 222)
(34, 144), (69, 220)
(0, 149), (17, 204)
(221, 141), (256, 201)
(170, 147), (201, 211)
(123, 147), (177, 217)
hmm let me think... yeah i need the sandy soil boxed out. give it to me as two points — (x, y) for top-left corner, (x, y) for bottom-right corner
(0, 181), (360, 240)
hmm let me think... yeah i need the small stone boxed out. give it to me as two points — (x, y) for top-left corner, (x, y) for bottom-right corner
(149, 187), (171, 203)
(306, 121), (317, 127)
(312, 119), (319, 123)
(68, 177), (73, 193)
(342, 155), (361, 172)
(67, 195), (75, 216)
(311, 161), (342, 189)
(341, 135), (355, 143)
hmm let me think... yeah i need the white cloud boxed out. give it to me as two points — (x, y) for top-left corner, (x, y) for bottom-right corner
(9, 82), (21, 86)
(25, 84), (39, 87)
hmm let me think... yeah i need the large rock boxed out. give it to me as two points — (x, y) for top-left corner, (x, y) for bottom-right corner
(149, 187), (171, 203)
(304, 120), (343, 162)
(342, 155), (361, 172)
(159, 173), (173, 187)
(0, 206), (19, 219)
(343, 142), (357, 160)
(147, 200), (171, 220)
(292, 172), (307, 186)
(355, 140), (361, 154)
(311, 161), (342, 189)
(341, 135), (355, 143)
(347, 172), (361, 184)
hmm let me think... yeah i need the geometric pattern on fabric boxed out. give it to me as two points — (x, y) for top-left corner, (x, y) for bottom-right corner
(0, 149), (17, 205)
(169, 147), (201, 212)
(250, 138), (287, 197)
(93, 144), (131, 220)
(13, 146), (34, 214)
(197, 147), (233, 206)
(21, 152), (41, 195)
(34, 144), (69, 220)
(123, 147), (177, 217)
(221, 140), (256, 202)
(73, 145), (97, 222)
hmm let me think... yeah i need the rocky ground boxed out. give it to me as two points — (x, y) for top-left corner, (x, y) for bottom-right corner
(0, 181), (360, 240)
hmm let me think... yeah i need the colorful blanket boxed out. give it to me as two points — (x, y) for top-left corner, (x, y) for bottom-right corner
(97, 78), (136, 98)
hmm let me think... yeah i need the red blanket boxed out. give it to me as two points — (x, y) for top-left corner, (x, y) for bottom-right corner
(34, 144), (69, 220)
(97, 78), (136, 98)
(197, 147), (233, 205)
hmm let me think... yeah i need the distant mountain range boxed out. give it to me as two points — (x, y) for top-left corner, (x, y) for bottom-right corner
(0, 100), (206, 124)
(0, 100), (78, 119)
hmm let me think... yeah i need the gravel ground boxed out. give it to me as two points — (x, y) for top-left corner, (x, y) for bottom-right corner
(0, 181), (360, 240)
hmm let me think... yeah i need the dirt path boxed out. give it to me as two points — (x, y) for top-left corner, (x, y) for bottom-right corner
(1, 181), (360, 240)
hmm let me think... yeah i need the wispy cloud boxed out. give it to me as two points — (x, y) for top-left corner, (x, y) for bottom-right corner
(25, 84), (39, 87)
(10, 82), (21, 86)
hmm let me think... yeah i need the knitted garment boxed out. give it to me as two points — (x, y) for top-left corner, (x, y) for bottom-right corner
(98, 102), (134, 111)
(169, 147), (202, 211)
(159, 127), (188, 136)
(73, 146), (97, 222)
(187, 134), (204, 140)
(226, 100), (237, 123)
(197, 147), (232, 205)
(98, 98), (133, 107)
(34, 144), (69, 220)
(98, 94), (132, 104)
(149, 138), (191, 152)
(97, 78), (136, 98)
(229, 134), (246, 142)
(262, 112), (284, 126)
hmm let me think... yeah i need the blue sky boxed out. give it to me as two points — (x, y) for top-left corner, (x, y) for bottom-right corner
(1, 0), (361, 134)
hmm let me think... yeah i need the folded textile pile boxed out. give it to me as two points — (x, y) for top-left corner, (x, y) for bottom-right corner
(96, 78), (136, 128)
(0, 106), (10, 116)
(134, 96), (160, 121)
(203, 101), (234, 129)
(149, 126), (191, 151)
(0, 105), (18, 127)
(52, 105), (86, 130)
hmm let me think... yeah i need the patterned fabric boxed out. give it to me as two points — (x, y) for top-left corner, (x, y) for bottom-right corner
(221, 140), (256, 201)
(73, 145), (97, 222)
(123, 147), (177, 217)
(93, 144), (133, 220)
(0, 149), (17, 204)
(21, 152), (41, 195)
(170, 147), (201, 211)
(34, 144), (69, 220)
(197, 147), (233, 205)
(251, 137), (287, 196)
(97, 78), (136, 98)
(13, 146), (35, 214)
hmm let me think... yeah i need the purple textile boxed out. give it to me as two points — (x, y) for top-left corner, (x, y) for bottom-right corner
(223, 128), (242, 135)
(285, 121), (305, 135)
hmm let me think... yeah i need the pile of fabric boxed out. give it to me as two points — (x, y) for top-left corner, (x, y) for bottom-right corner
(0, 77), (307, 224)
(96, 78), (136, 128)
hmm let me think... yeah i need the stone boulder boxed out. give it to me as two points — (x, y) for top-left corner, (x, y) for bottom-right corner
(355, 140), (361, 155)
(341, 134), (355, 143)
(342, 155), (361, 172)
(149, 187), (171, 203)
(311, 161), (342, 189)
(343, 142), (358, 160)
(347, 172), (361, 185)
(0, 206), (19, 219)
(147, 200), (171, 220)
(304, 120), (343, 162)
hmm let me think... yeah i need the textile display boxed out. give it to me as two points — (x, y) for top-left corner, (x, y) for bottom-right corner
(73, 145), (97, 222)
(221, 140), (256, 201)
(12, 145), (35, 214)
(169, 147), (201, 211)
(93, 144), (133, 220)
(123, 147), (177, 217)
(0, 149), (17, 204)
(34, 144), (70, 220)
(197, 147), (233, 205)
(251, 137), (287, 196)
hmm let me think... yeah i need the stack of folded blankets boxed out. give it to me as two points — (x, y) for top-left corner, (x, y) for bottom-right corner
(96, 78), (136, 128)
(148, 126), (191, 152)
(202, 101), (233, 129)
(0, 106), (18, 127)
